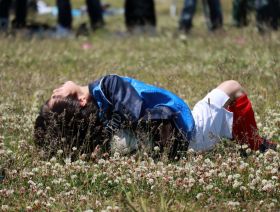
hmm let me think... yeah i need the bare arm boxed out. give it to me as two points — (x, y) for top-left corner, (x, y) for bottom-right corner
(49, 81), (90, 107)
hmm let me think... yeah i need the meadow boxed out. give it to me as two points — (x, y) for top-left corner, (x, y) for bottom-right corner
(0, 0), (280, 211)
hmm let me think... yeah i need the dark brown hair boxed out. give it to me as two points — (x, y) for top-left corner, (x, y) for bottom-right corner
(34, 96), (108, 159)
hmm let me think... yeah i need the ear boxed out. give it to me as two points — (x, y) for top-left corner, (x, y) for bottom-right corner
(78, 96), (88, 107)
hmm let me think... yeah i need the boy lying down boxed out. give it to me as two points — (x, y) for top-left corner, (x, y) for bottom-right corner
(34, 74), (277, 159)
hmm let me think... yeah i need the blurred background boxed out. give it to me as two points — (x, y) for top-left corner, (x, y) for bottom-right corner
(0, 0), (279, 37)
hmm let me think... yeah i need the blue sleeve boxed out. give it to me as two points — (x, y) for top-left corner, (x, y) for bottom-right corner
(101, 75), (144, 122)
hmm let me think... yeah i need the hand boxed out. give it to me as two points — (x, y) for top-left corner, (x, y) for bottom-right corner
(51, 81), (78, 99)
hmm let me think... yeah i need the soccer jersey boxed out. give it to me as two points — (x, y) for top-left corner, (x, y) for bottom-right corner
(88, 74), (195, 141)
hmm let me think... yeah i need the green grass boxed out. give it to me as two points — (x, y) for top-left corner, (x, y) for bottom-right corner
(0, 1), (280, 211)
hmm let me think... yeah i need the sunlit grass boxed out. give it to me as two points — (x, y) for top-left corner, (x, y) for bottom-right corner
(0, 1), (279, 211)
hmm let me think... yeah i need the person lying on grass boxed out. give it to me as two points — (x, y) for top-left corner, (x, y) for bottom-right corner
(34, 74), (277, 160)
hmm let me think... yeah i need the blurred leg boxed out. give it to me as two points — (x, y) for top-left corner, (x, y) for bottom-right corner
(232, 0), (241, 26)
(143, 0), (156, 27)
(124, 0), (156, 32)
(86, 0), (104, 30)
(13, 0), (28, 28)
(56, 0), (72, 29)
(255, 0), (269, 32)
(125, 0), (135, 29)
(0, 0), (11, 30)
(232, 0), (249, 27)
(207, 0), (223, 30)
(0, 0), (11, 19)
(240, 0), (248, 26)
(217, 80), (276, 151)
(268, 0), (279, 30)
(179, 0), (196, 32)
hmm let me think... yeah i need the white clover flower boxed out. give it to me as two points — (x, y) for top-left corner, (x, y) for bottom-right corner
(153, 146), (160, 152)
(45, 202), (51, 207)
(4, 189), (14, 196)
(45, 162), (51, 166)
(98, 159), (106, 164)
(148, 178), (154, 185)
(205, 184), (213, 190)
(49, 197), (56, 202)
(106, 206), (113, 210)
(26, 206), (32, 211)
(114, 206), (120, 210)
(241, 144), (248, 149)
(95, 200), (101, 207)
(227, 201), (240, 207)
(57, 149), (63, 155)
(0, 150), (5, 156)
(251, 178), (258, 186)
(256, 170), (262, 176)
(50, 157), (57, 163)
(113, 152), (120, 158)
(262, 182), (274, 192)
(268, 202), (275, 208)
(271, 176), (277, 180)
(233, 174), (241, 179)
(1, 205), (9, 211)
(204, 158), (211, 164)
(271, 168), (277, 174)
(64, 183), (71, 188)
(255, 150), (260, 155)
(188, 148), (195, 154)
(233, 180), (242, 189)
(72, 146), (77, 151)
(51, 179), (60, 185)
(265, 165), (273, 171)
(249, 167), (255, 173)
(32, 167), (39, 173)
(272, 199), (278, 203)
(34, 200), (40, 207)
(126, 178), (132, 184)
(236, 145), (242, 149)
(64, 157), (72, 164)
(218, 172), (226, 178)
(36, 189), (43, 196)
(196, 193), (203, 200)
(261, 179), (267, 185)
(80, 195), (87, 201)
(227, 175), (233, 181)
(240, 186), (247, 191)
(28, 180), (36, 186)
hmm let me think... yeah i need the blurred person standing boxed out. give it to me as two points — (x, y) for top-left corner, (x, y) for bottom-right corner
(256, 0), (280, 31)
(55, 0), (104, 37)
(124, 0), (156, 34)
(232, 0), (255, 27)
(179, 0), (223, 32)
(0, 0), (10, 31)
(0, 0), (28, 31)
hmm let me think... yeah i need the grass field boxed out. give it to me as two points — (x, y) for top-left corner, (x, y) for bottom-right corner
(0, 0), (280, 211)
